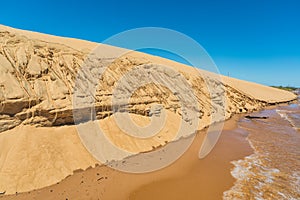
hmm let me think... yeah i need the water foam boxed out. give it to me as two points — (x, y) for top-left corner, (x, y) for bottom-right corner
(276, 109), (300, 130)
(224, 105), (300, 199)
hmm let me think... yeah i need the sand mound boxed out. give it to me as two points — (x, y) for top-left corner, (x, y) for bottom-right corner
(0, 24), (297, 194)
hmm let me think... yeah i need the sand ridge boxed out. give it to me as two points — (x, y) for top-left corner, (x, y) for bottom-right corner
(0, 24), (297, 194)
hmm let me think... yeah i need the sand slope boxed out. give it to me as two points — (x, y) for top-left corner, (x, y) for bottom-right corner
(0, 24), (297, 194)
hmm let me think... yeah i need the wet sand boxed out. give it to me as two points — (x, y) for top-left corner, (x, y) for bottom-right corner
(129, 115), (253, 200)
(0, 114), (253, 200)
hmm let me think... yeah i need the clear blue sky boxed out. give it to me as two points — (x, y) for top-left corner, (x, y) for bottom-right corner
(1, 0), (299, 87)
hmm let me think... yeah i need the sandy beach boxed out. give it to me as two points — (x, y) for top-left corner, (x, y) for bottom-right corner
(129, 115), (253, 200)
(2, 100), (299, 200)
(0, 113), (254, 200)
(0, 25), (298, 200)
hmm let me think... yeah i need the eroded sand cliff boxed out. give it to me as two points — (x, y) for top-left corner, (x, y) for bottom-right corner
(0, 25), (296, 194)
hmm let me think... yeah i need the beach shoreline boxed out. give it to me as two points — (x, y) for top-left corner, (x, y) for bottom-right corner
(128, 100), (299, 200)
(128, 113), (255, 200)
(0, 112), (254, 200)
(0, 24), (298, 198)
(0, 100), (297, 200)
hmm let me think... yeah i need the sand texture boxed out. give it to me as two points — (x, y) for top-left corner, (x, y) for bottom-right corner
(0, 24), (297, 194)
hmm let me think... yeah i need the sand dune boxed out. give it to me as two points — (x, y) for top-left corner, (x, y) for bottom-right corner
(0, 24), (297, 195)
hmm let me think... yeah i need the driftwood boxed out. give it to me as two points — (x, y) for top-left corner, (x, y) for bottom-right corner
(0, 191), (6, 195)
(245, 115), (269, 119)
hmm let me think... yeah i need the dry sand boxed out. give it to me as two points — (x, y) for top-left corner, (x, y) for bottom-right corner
(0, 114), (253, 200)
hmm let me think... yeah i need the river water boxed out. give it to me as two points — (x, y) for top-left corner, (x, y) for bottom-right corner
(224, 94), (300, 199)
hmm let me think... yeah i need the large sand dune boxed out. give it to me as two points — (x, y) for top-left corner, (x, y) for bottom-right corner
(0, 24), (297, 194)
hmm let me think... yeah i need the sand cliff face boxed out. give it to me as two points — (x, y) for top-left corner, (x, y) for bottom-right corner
(0, 25), (297, 194)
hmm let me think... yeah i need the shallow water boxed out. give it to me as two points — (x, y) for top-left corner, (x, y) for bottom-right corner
(224, 96), (300, 199)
